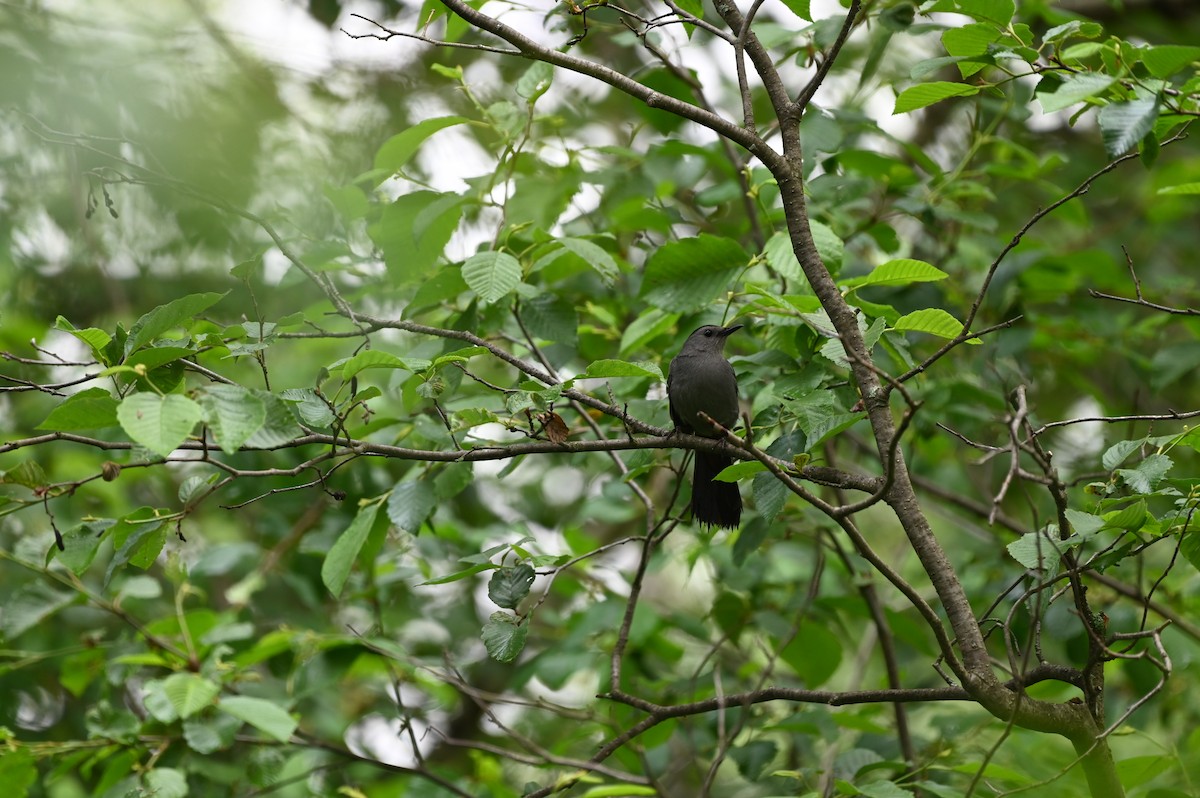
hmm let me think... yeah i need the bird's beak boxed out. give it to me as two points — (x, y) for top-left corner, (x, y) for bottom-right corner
(720, 324), (743, 337)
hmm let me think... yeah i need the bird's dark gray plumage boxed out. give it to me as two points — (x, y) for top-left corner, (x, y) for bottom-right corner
(667, 324), (742, 529)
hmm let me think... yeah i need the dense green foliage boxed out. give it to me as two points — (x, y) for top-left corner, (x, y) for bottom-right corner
(3, 1), (1200, 796)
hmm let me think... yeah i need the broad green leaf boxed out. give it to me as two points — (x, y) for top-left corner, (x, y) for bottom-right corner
(1102, 439), (1142, 470)
(840, 259), (948, 289)
(957, 0), (1014, 24)
(893, 82), (979, 114)
(640, 234), (747, 312)
(1115, 453), (1172, 494)
(763, 231), (803, 281)
(197, 384), (267, 455)
(50, 519), (113, 575)
(1102, 499), (1148, 532)
(620, 309), (679, 355)
(730, 740), (778, 782)
(55, 316), (112, 356)
(1158, 182), (1200, 195)
(522, 294), (580, 346)
(1140, 45), (1200, 79)
(117, 393), (203, 457)
(893, 308), (981, 343)
(242, 391), (304, 448)
(218, 696), (298, 743)
(714, 461), (768, 482)
(125, 292), (226, 356)
(463, 250), (522, 305)
(516, 60), (553, 101)
(811, 220), (844, 274)
(0, 581), (75, 641)
(579, 787), (656, 798)
(374, 116), (470, 175)
(374, 191), (465, 279)
(340, 349), (432, 381)
(142, 768), (187, 798)
(1037, 73), (1116, 113)
(581, 359), (664, 381)
(0, 747), (37, 797)
(322, 501), (382, 596)
(160, 673), (219, 719)
(780, 623), (842, 687)
(481, 611), (528, 662)
(279, 388), (336, 428)
(36, 387), (119, 431)
(1099, 97), (1160, 157)
(387, 480), (436, 534)
(1, 460), (46, 489)
(421, 563), (495, 585)
(488, 564), (535, 609)
(778, 0), (810, 21)
(911, 55), (993, 81)
(559, 237), (619, 283)
(941, 24), (999, 77)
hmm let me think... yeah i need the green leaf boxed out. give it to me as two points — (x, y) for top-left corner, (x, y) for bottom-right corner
(957, 0), (1014, 25)
(581, 359), (664, 382)
(481, 611), (528, 662)
(1158, 182), (1200, 195)
(321, 501), (382, 597)
(1140, 45), (1200, 79)
(730, 739), (778, 782)
(713, 461), (768, 482)
(463, 250), (522, 305)
(521, 294), (579, 346)
(893, 308), (981, 343)
(763, 231), (803, 281)
(941, 24), (1000, 77)
(161, 673), (221, 719)
(197, 385), (267, 455)
(811, 220), (845, 274)
(0, 581), (75, 641)
(777, 0), (810, 21)
(1099, 97), (1161, 157)
(640, 234), (747, 312)
(1036, 73), (1116, 113)
(374, 191), (465, 279)
(1102, 439), (1142, 471)
(840, 259), (948, 289)
(421, 563), (495, 585)
(142, 768), (188, 798)
(116, 393), (203, 458)
(893, 82), (979, 114)
(559, 237), (619, 284)
(488, 564), (535, 609)
(51, 520), (112, 575)
(279, 388), (336, 428)
(36, 387), (119, 431)
(218, 696), (298, 743)
(386, 480), (437, 534)
(55, 316), (112, 357)
(780, 623), (842, 687)
(579, 787), (657, 798)
(0, 747), (37, 798)
(516, 60), (553, 101)
(1115, 453), (1172, 494)
(620, 309), (679, 355)
(374, 116), (470, 175)
(242, 391), (304, 448)
(340, 349), (432, 381)
(1007, 530), (1065, 569)
(125, 292), (226, 356)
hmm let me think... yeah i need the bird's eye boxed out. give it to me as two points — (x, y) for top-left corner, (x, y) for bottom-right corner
(703, 329), (713, 337)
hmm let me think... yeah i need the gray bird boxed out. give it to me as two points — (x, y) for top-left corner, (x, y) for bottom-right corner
(667, 324), (743, 528)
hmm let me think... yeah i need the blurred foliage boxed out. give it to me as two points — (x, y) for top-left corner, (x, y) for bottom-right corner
(2, 0), (1200, 796)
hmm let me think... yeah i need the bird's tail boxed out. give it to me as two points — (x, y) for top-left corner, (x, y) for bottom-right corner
(691, 450), (742, 529)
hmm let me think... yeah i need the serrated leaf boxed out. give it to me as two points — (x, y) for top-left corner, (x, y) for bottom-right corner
(893, 308), (980, 343)
(125, 292), (226, 356)
(1116, 453), (1172, 494)
(143, 768), (188, 798)
(1007, 530), (1066, 569)
(517, 60), (554, 101)
(1101, 439), (1141, 470)
(640, 235), (747, 312)
(161, 673), (220, 719)
(218, 696), (298, 743)
(811, 220), (844, 274)
(374, 116), (470, 175)
(387, 480), (436, 534)
(55, 316), (112, 356)
(117, 393), (202, 457)
(321, 502), (382, 597)
(242, 391), (304, 447)
(488, 564), (535, 609)
(893, 82), (979, 114)
(463, 250), (522, 305)
(197, 384), (267, 455)
(522, 294), (579, 346)
(763, 230), (804, 281)
(1037, 73), (1116, 113)
(1099, 97), (1160, 157)
(841, 259), (947, 289)
(481, 612), (528, 662)
(278, 388), (336, 428)
(581, 359), (664, 381)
